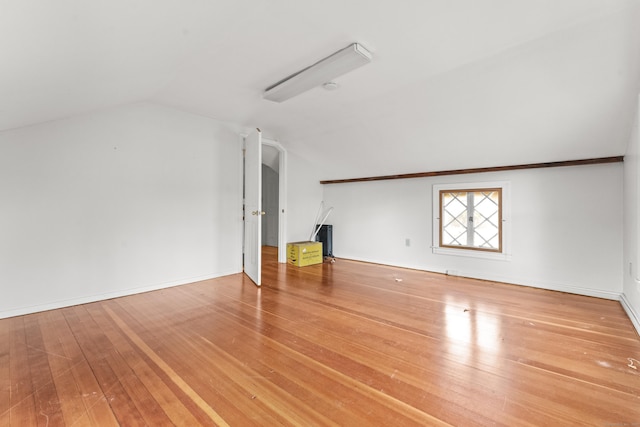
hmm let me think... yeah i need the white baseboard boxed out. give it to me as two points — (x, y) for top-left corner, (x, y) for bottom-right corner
(340, 255), (622, 301)
(620, 293), (640, 337)
(432, 267), (622, 300)
(0, 270), (240, 320)
(472, 274), (622, 301)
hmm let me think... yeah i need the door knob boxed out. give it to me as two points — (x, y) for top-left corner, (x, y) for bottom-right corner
(252, 211), (266, 216)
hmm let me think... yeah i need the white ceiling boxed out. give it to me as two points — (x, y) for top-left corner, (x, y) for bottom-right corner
(2, 0), (639, 180)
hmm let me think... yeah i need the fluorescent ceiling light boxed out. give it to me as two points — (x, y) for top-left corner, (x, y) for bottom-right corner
(264, 43), (372, 102)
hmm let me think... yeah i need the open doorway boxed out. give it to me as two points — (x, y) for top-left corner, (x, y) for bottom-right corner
(262, 145), (279, 248)
(262, 138), (287, 263)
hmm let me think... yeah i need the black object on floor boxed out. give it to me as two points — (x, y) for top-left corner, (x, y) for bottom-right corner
(315, 224), (333, 258)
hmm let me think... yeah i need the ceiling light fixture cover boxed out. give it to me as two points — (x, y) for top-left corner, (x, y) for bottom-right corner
(322, 81), (339, 90)
(263, 43), (372, 102)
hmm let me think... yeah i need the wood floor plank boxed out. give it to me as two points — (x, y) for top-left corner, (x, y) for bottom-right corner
(100, 303), (226, 426)
(110, 294), (337, 426)
(96, 304), (215, 427)
(1, 246), (639, 425)
(106, 295), (269, 426)
(0, 314), (10, 419)
(63, 305), (147, 426)
(83, 304), (178, 426)
(22, 314), (66, 427)
(8, 316), (38, 426)
(36, 310), (89, 426)
(40, 306), (120, 426)
(207, 298), (479, 424)
(180, 301), (447, 425)
(207, 282), (577, 425)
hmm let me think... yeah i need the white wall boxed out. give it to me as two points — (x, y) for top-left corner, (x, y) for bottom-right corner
(0, 102), (243, 318)
(323, 163), (623, 299)
(622, 97), (640, 333)
(285, 150), (324, 242)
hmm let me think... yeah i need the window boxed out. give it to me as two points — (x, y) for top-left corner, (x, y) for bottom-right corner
(433, 181), (510, 260)
(440, 189), (502, 252)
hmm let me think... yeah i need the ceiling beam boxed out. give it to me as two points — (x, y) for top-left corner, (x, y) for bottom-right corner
(320, 156), (624, 185)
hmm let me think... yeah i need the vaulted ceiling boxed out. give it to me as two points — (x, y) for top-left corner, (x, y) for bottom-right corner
(3, 0), (639, 180)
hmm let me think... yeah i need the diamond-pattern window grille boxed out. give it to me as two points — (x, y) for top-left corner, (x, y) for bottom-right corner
(440, 189), (502, 252)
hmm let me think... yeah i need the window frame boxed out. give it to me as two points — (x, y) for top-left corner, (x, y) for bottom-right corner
(439, 188), (502, 252)
(432, 181), (511, 261)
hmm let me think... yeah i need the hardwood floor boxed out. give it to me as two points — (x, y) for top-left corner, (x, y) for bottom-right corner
(2, 246), (640, 426)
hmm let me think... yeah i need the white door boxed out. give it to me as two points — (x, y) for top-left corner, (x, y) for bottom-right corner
(244, 129), (262, 286)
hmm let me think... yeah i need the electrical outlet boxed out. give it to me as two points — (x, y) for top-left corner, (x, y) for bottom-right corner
(405, 238), (411, 247)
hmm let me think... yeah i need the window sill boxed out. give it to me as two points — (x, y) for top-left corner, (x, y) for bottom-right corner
(432, 246), (511, 261)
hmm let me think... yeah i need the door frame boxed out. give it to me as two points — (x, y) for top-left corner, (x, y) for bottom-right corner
(262, 137), (287, 264)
